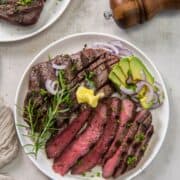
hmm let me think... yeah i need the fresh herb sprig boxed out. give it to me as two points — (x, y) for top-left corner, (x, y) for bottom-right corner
(17, 0), (33, 6)
(85, 71), (96, 89)
(20, 70), (71, 158)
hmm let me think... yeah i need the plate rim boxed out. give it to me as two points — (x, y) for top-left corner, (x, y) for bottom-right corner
(0, 0), (71, 43)
(14, 32), (170, 180)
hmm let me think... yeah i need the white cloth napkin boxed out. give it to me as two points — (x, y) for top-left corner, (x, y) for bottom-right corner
(0, 98), (19, 179)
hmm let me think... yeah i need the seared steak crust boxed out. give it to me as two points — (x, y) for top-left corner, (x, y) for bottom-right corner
(102, 110), (151, 178)
(0, 0), (44, 25)
(103, 99), (135, 163)
(114, 114), (152, 177)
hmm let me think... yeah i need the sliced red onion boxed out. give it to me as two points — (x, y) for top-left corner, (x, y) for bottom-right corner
(55, 70), (59, 77)
(110, 40), (123, 48)
(150, 102), (162, 110)
(136, 81), (154, 103)
(118, 49), (133, 57)
(93, 42), (119, 55)
(136, 106), (143, 112)
(131, 95), (139, 103)
(153, 92), (159, 104)
(92, 41), (133, 57)
(120, 86), (135, 95)
(45, 79), (59, 95)
(52, 63), (67, 70)
(154, 81), (164, 103)
(126, 76), (133, 84)
(111, 92), (121, 98)
(110, 41), (133, 57)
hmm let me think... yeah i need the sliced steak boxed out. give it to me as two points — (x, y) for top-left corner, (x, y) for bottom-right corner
(114, 114), (152, 177)
(70, 48), (106, 73)
(103, 99), (135, 163)
(97, 84), (114, 98)
(46, 109), (91, 159)
(0, 0), (44, 26)
(71, 98), (120, 174)
(53, 103), (108, 176)
(125, 125), (154, 173)
(29, 61), (56, 90)
(102, 110), (148, 178)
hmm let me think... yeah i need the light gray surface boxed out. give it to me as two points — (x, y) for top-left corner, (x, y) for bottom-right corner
(0, 1), (179, 180)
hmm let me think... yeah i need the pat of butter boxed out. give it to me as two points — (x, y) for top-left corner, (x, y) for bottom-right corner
(76, 86), (104, 108)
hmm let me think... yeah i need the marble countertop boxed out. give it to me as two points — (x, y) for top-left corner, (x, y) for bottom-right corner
(0, 1), (180, 180)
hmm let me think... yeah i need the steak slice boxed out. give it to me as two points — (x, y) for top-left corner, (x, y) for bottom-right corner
(97, 84), (114, 98)
(29, 61), (56, 90)
(103, 99), (135, 163)
(113, 114), (152, 177)
(46, 109), (91, 159)
(53, 103), (108, 176)
(71, 98), (120, 174)
(125, 125), (154, 172)
(0, 0), (44, 26)
(102, 110), (149, 178)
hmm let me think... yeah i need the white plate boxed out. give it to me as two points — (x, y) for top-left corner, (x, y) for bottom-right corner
(14, 32), (170, 180)
(0, 0), (70, 42)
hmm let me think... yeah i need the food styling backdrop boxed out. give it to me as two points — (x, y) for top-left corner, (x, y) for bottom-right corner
(0, 0), (179, 180)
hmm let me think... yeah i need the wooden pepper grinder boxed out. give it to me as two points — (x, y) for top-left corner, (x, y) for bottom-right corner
(105, 0), (180, 28)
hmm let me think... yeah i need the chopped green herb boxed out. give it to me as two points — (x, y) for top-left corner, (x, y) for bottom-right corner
(71, 64), (77, 73)
(17, 0), (33, 6)
(85, 71), (96, 89)
(126, 122), (132, 128)
(82, 172), (86, 176)
(77, 159), (82, 165)
(48, 54), (52, 61)
(127, 155), (137, 165)
(0, 0), (7, 5)
(40, 89), (48, 96)
(135, 133), (145, 143)
(141, 145), (146, 152)
(96, 172), (101, 177)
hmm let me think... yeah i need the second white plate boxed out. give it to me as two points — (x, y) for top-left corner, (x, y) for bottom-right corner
(0, 0), (70, 42)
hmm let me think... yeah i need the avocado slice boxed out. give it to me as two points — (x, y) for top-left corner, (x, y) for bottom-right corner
(140, 96), (153, 109)
(129, 56), (154, 84)
(118, 57), (130, 78)
(108, 71), (121, 87)
(112, 65), (127, 87)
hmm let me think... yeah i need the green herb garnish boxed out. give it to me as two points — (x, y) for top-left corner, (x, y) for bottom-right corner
(96, 172), (101, 177)
(85, 71), (96, 89)
(135, 133), (145, 143)
(127, 155), (137, 165)
(40, 89), (48, 96)
(126, 122), (132, 128)
(141, 145), (146, 152)
(17, 0), (33, 6)
(20, 70), (71, 158)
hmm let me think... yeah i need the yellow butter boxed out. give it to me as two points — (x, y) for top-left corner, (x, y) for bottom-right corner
(76, 86), (104, 108)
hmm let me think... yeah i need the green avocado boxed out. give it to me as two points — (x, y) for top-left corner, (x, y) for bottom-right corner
(112, 65), (127, 86)
(108, 71), (121, 87)
(118, 58), (130, 78)
(129, 56), (154, 84)
(140, 96), (153, 109)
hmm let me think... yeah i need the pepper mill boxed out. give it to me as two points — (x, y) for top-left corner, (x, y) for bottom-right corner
(107, 0), (180, 28)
